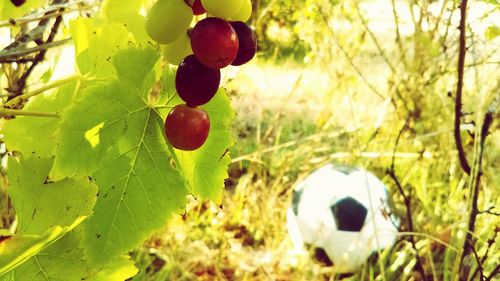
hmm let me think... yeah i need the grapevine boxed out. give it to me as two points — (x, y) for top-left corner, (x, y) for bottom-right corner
(0, 0), (256, 279)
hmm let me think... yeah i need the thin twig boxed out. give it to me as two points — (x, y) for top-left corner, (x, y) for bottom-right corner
(1, 0), (69, 106)
(354, 4), (397, 74)
(0, 2), (99, 27)
(0, 38), (71, 62)
(318, 9), (385, 100)
(0, 57), (36, 64)
(459, 110), (494, 276)
(18, 14), (65, 90)
(4, 75), (84, 107)
(467, 239), (485, 281)
(0, 108), (60, 118)
(485, 264), (500, 281)
(390, 0), (408, 69)
(477, 206), (500, 216)
(454, 0), (471, 174)
(471, 229), (499, 280)
(386, 115), (427, 281)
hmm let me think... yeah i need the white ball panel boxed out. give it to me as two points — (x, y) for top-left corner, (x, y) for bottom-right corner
(323, 231), (372, 273)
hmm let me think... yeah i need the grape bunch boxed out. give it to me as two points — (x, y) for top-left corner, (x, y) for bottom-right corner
(146, 0), (257, 151)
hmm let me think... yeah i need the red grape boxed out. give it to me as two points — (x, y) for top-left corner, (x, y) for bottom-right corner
(190, 17), (239, 69)
(230, 21), (257, 66)
(191, 0), (206, 15)
(176, 55), (220, 107)
(164, 104), (210, 151)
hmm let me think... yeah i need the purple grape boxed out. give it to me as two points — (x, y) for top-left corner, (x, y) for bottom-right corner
(190, 17), (239, 69)
(230, 21), (257, 66)
(176, 55), (221, 107)
(11, 0), (26, 6)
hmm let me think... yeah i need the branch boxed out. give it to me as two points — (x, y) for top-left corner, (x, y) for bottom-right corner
(0, 108), (60, 118)
(386, 116), (427, 281)
(0, 1), (99, 27)
(0, 57), (36, 64)
(478, 206), (500, 216)
(0, 38), (71, 62)
(458, 106), (494, 276)
(317, 8), (385, 101)
(0, 0), (68, 54)
(453, 0), (471, 175)
(471, 229), (498, 280)
(2, 0), (69, 107)
(3, 75), (84, 107)
(467, 240), (485, 281)
(390, 0), (409, 69)
(18, 13), (65, 91)
(485, 264), (499, 281)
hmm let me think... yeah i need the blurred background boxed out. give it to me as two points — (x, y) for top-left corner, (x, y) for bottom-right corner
(129, 0), (499, 280)
(1, 0), (499, 280)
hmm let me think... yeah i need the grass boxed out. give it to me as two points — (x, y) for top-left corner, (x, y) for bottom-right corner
(129, 55), (499, 280)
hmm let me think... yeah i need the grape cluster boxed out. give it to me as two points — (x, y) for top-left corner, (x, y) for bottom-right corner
(146, 0), (257, 151)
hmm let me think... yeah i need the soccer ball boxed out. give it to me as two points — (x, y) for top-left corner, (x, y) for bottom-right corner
(286, 164), (399, 273)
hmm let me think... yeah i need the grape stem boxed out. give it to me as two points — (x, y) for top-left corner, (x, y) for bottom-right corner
(0, 2), (99, 28)
(0, 107), (60, 118)
(3, 75), (92, 107)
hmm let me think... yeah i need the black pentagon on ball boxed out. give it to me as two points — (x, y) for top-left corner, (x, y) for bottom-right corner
(314, 247), (333, 266)
(330, 196), (367, 232)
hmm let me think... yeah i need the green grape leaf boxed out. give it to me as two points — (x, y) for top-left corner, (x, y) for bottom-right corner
(0, 0), (45, 20)
(2, 82), (78, 157)
(1, 229), (138, 281)
(111, 47), (159, 97)
(69, 18), (131, 77)
(173, 88), (235, 203)
(0, 218), (85, 276)
(7, 155), (97, 235)
(87, 255), (138, 281)
(51, 46), (188, 266)
(1, 230), (88, 281)
(102, 0), (150, 44)
(103, 0), (141, 18)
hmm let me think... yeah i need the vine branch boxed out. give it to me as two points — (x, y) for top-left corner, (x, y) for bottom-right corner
(459, 109), (494, 277)
(1, 0), (68, 107)
(386, 115), (427, 281)
(0, 108), (60, 118)
(485, 264), (500, 281)
(3, 75), (84, 107)
(453, 0), (471, 175)
(18, 6), (65, 94)
(0, 38), (71, 61)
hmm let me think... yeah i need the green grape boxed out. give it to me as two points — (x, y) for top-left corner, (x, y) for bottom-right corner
(146, 0), (193, 44)
(161, 31), (192, 65)
(201, 0), (242, 19)
(230, 0), (252, 22)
